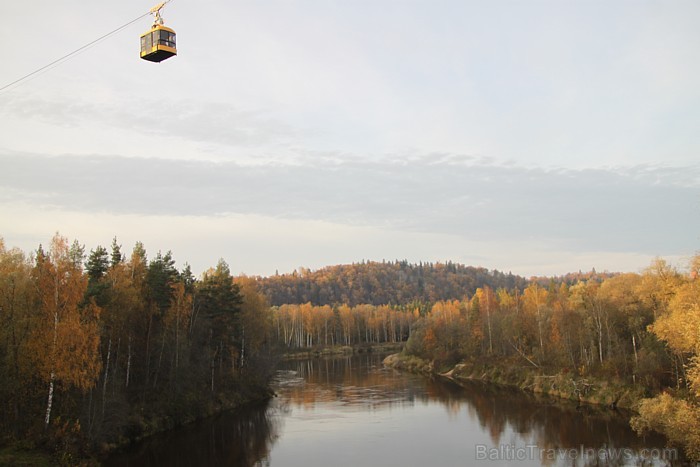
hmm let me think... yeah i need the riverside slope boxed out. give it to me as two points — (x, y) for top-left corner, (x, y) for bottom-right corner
(383, 353), (643, 409)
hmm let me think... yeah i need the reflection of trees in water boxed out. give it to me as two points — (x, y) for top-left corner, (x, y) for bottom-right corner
(276, 354), (427, 411)
(447, 380), (670, 465)
(112, 355), (673, 466)
(104, 402), (280, 467)
(277, 355), (670, 465)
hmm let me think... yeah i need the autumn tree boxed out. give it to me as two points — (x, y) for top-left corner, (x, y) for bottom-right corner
(338, 304), (354, 345)
(474, 287), (498, 355)
(638, 258), (683, 319)
(648, 270), (700, 391)
(0, 235), (284, 458)
(30, 234), (102, 428)
(235, 276), (274, 384)
(522, 283), (549, 363)
(101, 248), (144, 393)
(632, 259), (700, 460)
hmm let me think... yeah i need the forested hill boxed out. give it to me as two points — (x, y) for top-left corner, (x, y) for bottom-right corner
(256, 260), (529, 306)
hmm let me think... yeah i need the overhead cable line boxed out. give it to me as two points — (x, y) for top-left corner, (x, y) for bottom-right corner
(0, 10), (152, 94)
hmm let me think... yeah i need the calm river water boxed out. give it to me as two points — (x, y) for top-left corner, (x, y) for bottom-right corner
(106, 353), (680, 466)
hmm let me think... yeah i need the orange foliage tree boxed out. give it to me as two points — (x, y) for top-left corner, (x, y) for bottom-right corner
(30, 234), (101, 428)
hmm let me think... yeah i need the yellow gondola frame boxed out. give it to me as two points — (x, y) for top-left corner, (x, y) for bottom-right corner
(140, 24), (177, 62)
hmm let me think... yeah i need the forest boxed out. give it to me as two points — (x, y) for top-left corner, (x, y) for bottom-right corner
(256, 260), (529, 306)
(395, 258), (700, 460)
(263, 258), (700, 459)
(271, 303), (418, 348)
(1, 233), (698, 462)
(0, 234), (274, 462)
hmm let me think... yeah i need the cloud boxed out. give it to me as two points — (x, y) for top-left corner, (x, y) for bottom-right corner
(1, 151), (696, 256)
(0, 201), (681, 278)
(1, 96), (297, 150)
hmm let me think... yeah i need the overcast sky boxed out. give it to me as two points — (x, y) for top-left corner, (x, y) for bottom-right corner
(1, 0), (698, 277)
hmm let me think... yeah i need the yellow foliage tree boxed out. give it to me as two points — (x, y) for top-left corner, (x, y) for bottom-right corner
(235, 276), (272, 367)
(632, 393), (700, 461)
(632, 256), (700, 460)
(650, 278), (700, 393)
(522, 283), (548, 361)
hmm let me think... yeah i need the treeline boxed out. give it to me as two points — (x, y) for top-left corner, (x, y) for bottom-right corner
(257, 260), (528, 306)
(400, 257), (700, 460)
(0, 235), (273, 461)
(530, 269), (618, 286)
(272, 304), (418, 348)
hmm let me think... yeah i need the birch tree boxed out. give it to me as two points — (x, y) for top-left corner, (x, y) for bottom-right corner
(30, 234), (101, 428)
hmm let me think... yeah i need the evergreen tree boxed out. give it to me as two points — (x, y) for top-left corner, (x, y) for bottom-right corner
(110, 237), (124, 268)
(147, 251), (178, 313)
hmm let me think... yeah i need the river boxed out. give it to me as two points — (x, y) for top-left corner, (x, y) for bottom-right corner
(106, 353), (680, 466)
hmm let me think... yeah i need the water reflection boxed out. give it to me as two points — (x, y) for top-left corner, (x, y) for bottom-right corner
(275, 355), (429, 411)
(273, 355), (675, 466)
(104, 402), (279, 467)
(108, 354), (680, 466)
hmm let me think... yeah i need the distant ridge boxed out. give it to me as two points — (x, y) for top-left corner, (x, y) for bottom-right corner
(255, 260), (529, 307)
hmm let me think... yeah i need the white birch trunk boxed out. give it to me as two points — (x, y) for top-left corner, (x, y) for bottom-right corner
(44, 372), (55, 428)
(45, 292), (59, 428)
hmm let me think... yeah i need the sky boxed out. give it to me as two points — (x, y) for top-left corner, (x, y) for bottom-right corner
(0, 0), (698, 278)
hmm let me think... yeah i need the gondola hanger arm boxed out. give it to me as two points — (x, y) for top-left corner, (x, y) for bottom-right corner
(149, 1), (172, 26)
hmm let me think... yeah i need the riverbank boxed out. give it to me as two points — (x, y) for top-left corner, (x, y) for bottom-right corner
(383, 353), (646, 409)
(0, 385), (275, 466)
(99, 384), (274, 458)
(282, 342), (404, 359)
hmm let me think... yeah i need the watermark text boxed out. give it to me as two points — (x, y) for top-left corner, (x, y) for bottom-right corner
(475, 444), (678, 463)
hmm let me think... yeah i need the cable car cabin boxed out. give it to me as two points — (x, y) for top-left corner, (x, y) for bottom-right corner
(140, 25), (176, 62)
